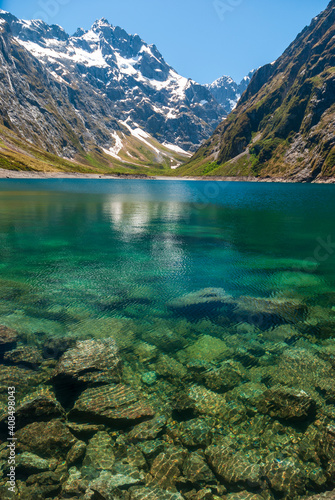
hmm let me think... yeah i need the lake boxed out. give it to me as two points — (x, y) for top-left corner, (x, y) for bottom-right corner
(0, 179), (334, 498)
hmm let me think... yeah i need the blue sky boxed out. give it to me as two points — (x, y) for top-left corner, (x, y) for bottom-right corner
(1, 0), (329, 84)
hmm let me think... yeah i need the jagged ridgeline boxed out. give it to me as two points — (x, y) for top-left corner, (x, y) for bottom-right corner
(182, 0), (335, 181)
(0, 10), (248, 174)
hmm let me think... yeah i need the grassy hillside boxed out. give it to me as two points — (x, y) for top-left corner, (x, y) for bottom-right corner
(179, 1), (335, 181)
(0, 123), (189, 176)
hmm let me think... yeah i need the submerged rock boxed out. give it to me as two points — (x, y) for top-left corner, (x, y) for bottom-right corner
(61, 467), (88, 497)
(52, 337), (121, 382)
(25, 471), (63, 498)
(226, 493), (264, 500)
(168, 288), (234, 318)
(182, 452), (215, 484)
(0, 365), (47, 400)
(134, 342), (159, 363)
(177, 335), (231, 364)
(141, 328), (187, 353)
(147, 447), (187, 490)
(13, 452), (56, 474)
(128, 416), (167, 442)
(0, 325), (18, 353)
(177, 419), (213, 448)
(233, 296), (308, 328)
(0, 389), (65, 430)
(176, 385), (246, 424)
(137, 440), (165, 460)
(129, 486), (184, 499)
(66, 439), (86, 466)
(305, 492), (335, 500)
(3, 346), (43, 368)
(83, 432), (115, 470)
(154, 354), (188, 380)
(16, 419), (77, 459)
(204, 360), (248, 393)
(141, 371), (158, 386)
(174, 385), (227, 418)
(257, 385), (316, 421)
(88, 466), (145, 498)
(264, 457), (307, 496)
(205, 445), (262, 488)
(70, 384), (155, 425)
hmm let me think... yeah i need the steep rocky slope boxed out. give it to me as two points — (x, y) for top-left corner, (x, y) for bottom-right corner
(181, 1), (335, 180)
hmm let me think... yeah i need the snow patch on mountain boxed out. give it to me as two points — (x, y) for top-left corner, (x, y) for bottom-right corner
(163, 143), (192, 156)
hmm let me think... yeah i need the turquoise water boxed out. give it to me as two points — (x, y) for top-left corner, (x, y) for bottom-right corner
(0, 180), (334, 339)
(1, 179), (335, 498)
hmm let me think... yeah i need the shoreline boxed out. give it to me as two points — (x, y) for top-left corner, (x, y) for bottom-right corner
(0, 168), (334, 183)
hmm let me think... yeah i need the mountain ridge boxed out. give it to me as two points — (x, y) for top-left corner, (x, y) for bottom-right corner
(0, 9), (252, 174)
(181, 0), (335, 180)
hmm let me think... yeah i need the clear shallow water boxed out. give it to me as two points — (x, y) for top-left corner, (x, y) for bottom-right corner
(0, 180), (334, 338)
(1, 179), (335, 498)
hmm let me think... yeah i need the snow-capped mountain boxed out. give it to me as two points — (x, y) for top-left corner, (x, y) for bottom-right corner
(0, 10), (252, 173)
(0, 11), (237, 153)
(206, 71), (256, 113)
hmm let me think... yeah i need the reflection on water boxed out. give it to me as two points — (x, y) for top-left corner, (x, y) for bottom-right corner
(0, 180), (334, 498)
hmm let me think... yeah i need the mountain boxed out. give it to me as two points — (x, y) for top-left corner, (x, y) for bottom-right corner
(181, 1), (335, 181)
(205, 71), (255, 114)
(0, 10), (244, 174)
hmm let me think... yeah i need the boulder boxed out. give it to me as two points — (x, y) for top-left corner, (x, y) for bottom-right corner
(52, 337), (121, 383)
(257, 385), (316, 421)
(233, 295), (308, 328)
(177, 335), (231, 364)
(264, 457), (307, 496)
(128, 416), (167, 442)
(147, 447), (187, 490)
(0, 389), (65, 430)
(129, 487), (184, 499)
(177, 419), (213, 448)
(83, 432), (115, 470)
(0, 325), (18, 353)
(204, 360), (247, 393)
(4, 346), (43, 368)
(70, 384), (155, 425)
(16, 420), (77, 459)
(183, 452), (215, 484)
(168, 288), (234, 318)
(205, 445), (262, 488)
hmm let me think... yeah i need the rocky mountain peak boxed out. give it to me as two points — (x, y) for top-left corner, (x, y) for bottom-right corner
(0, 8), (253, 174)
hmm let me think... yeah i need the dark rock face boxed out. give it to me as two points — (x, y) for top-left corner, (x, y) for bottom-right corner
(185, 1), (335, 180)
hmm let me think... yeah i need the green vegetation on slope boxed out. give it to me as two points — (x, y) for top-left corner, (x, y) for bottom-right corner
(180, 1), (335, 181)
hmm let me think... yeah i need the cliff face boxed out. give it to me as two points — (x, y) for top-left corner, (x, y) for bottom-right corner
(182, 1), (335, 180)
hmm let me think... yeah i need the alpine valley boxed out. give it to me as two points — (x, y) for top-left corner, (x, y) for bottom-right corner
(0, 10), (250, 175)
(0, 2), (334, 180)
(182, 0), (335, 181)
